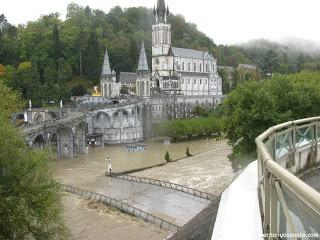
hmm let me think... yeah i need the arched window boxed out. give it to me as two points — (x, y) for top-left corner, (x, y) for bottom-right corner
(193, 63), (197, 72)
(200, 63), (202, 72)
(182, 62), (185, 71)
(188, 63), (191, 71)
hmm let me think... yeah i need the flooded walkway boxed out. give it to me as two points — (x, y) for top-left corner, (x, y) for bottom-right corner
(132, 140), (236, 196)
(60, 174), (210, 226)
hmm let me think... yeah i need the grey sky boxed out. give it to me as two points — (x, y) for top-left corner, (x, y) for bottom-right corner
(2, 0), (320, 45)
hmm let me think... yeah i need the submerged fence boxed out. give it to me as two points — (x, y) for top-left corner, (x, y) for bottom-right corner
(110, 174), (215, 201)
(61, 184), (180, 232)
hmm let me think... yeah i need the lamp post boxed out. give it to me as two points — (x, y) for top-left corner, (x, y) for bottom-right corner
(106, 157), (112, 175)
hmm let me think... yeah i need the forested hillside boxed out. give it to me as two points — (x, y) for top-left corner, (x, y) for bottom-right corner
(1, 3), (320, 106)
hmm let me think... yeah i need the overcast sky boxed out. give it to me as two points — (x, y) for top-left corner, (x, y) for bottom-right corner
(2, 0), (320, 45)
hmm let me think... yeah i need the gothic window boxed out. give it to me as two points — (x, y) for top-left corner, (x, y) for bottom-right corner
(188, 63), (191, 71)
(206, 63), (209, 72)
(182, 62), (185, 71)
(193, 63), (197, 72)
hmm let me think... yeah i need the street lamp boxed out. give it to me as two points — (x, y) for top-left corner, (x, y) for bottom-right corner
(106, 157), (112, 175)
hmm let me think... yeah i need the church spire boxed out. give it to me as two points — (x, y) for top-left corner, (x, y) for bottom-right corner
(101, 47), (111, 76)
(155, 0), (169, 23)
(137, 41), (149, 72)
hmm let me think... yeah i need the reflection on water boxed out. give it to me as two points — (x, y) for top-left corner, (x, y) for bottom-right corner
(56, 138), (217, 173)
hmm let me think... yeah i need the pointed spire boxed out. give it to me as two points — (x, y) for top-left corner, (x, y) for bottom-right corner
(137, 42), (149, 72)
(101, 47), (111, 76)
(156, 0), (168, 23)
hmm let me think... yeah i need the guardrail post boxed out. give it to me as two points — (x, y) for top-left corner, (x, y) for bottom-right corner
(269, 176), (278, 237)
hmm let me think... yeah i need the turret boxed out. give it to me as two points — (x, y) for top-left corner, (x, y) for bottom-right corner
(136, 42), (151, 98)
(154, 0), (169, 23)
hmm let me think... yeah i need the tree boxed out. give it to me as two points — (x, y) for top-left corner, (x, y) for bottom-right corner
(71, 84), (87, 96)
(261, 50), (279, 76)
(120, 85), (129, 95)
(165, 151), (171, 162)
(0, 82), (68, 239)
(85, 32), (101, 84)
(223, 71), (320, 154)
(52, 24), (63, 63)
(186, 147), (192, 157)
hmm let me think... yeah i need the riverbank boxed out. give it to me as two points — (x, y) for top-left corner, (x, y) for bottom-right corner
(131, 140), (236, 196)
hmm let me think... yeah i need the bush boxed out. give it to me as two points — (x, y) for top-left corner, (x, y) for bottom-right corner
(186, 147), (192, 157)
(165, 151), (171, 162)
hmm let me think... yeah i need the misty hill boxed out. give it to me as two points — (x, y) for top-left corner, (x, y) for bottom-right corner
(1, 3), (320, 106)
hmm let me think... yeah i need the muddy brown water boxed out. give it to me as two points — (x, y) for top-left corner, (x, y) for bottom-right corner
(56, 138), (218, 173)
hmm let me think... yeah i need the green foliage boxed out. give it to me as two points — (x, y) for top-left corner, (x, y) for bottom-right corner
(192, 106), (208, 117)
(165, 151), (170, 162)
(120, 85), (129, 95)
(223, 71), (320, 154)
(71, 84), (87, 96)
(0, 82), (68, 239)
(156, 115), (222, 141)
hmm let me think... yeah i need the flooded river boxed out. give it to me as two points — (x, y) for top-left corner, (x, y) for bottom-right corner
(57, 138), (218, 173)
(56, 138), (231, 240)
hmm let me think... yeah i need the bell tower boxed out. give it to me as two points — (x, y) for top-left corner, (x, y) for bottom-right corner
(152, 0), (172, 77)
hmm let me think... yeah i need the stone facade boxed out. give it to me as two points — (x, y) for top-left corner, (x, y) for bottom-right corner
(151, 0), (222, 97)
(85, 103), (144, 144)
(101, 48), (120, 98)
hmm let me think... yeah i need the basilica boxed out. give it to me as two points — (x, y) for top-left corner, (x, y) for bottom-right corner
(101, 0), (222, 99)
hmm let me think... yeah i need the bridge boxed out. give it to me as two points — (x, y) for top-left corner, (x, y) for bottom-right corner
(22, 111), (86, 158)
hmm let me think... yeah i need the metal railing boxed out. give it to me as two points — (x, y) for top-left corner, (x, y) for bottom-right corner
(110, 174), (215, 201)
(61, 184), (180, 232)
(256, 117), (320, 239)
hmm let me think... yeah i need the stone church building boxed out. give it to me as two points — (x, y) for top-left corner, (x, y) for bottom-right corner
(101, 0), (222, 99)
(151, 0), (222, 96)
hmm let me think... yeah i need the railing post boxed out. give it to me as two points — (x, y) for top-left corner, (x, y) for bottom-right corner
(264, 171), (271, 233)
(269, 176), (278, 238)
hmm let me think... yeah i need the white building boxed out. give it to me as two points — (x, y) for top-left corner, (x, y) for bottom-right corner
(151, 0), (222, 97)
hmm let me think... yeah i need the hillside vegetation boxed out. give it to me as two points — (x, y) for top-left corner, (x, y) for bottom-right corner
(1, 4), (320, 106)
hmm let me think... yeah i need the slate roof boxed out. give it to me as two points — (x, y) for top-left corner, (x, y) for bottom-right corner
(101, 48), (111, 76)
(218, 66), (235, 73)
(171, 47), (214, 60)
(118, 72), (137, 84)
(137, 42), (149, 71)
(237, 64), (257, 71)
